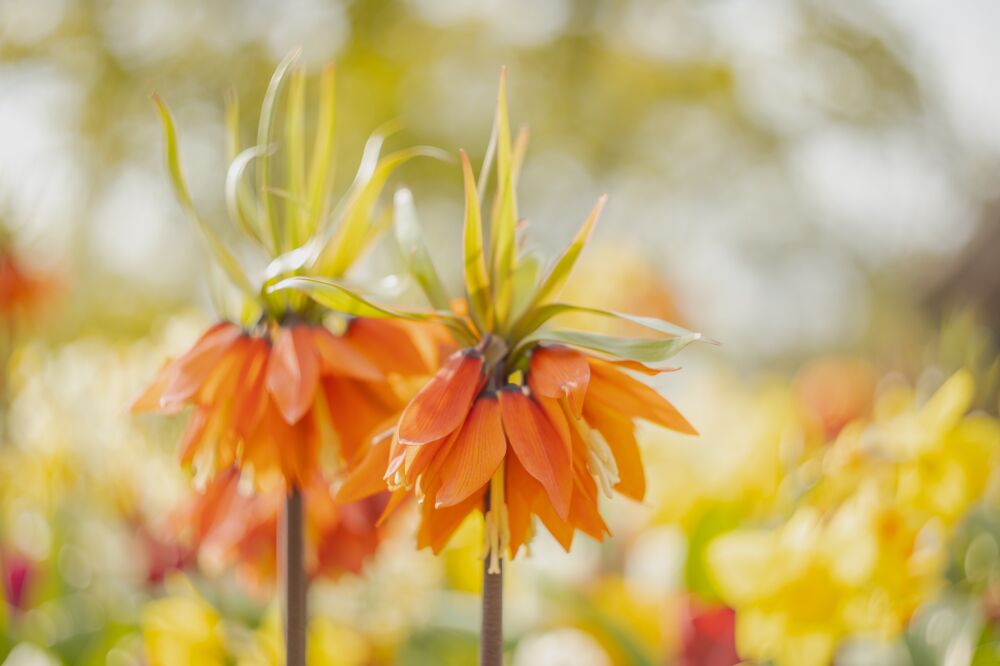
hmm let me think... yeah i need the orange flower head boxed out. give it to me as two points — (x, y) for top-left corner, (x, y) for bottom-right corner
(173, 466), (389, 588)
(0, 246), (53, 322)
(283, 71), (710, 570)
(136, 52), (445, 488)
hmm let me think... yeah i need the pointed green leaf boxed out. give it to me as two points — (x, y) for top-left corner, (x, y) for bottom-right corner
(316, 142), (447, 277)
(224, 87), (241, 162)
(538, 194), (605, 304)
(269, 276), (475, 344)
(461, 150), (493, 333)
(225, 145), (269, 247)
(519, 328), (702, 365)
(489, 69), (518, 321)
(256, 48), (300, 252)
(393, 188), (451, 310)
(151, 94), (257, 300)
(306, 63), (337, 235)
(285, 65), (307, 248)
(513, 302), (705, 344)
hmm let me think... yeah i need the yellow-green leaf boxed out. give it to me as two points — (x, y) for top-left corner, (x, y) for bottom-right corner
(315, 143), (446, 277)
(519, 329), (702, 365)
(306, 63), (337, 235)
(285, 65), (307, 248)
(393, 188), (451, 310)
(489, 68), (518, 317)
(269, 276), (475, 343)
(525, 194), (606, 312)
(151, 94), (257, 300)
(461, 150), (493, 333)
(256, 48), (300, 252)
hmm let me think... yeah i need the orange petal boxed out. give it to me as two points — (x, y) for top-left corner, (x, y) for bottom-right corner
(377, 488), (410, 527)
(324, 377), (399, 462)
(586, 359), (697, 435)
(499, 387), (572, 521)
(345, 318), (435, 376)
(311, 326), (383, 381)
(161, 322), (242, 406)
(584, 400), (645, 501)
(435, 397), (507, 508)
(266, 325), (321, 424)
(397, 350), (484, 445)
(506, 453), (539, 556)
(178, 407), (211, 465)
(230, 339), (271, 439)
(417, 487), (482, 554)
(130, 359), (178, 413)
(337, 433), (392, 503)
(529, 345), (590, 418)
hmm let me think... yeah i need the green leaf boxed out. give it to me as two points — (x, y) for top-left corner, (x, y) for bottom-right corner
(223, 87), (241, 162)
(506, 251), (542, 324)
(489, 69), (518, 324)
(316, 142), (447, 277)
(269, 276), (475, 343)
(511, 303), (709, 364)
(460, 150), (493, 333)
(225, 145), (269, 247)
(151, 94), (257, 300)
(513, 302), (702, 343)
(256, 48), (300, 252)
(306, 63), (337, 235)
(393, 187), (451, 310)
(285, 65), (307, 248)
(527, 194), (606, 310)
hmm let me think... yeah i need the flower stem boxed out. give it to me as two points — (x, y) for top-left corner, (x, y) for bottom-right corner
(480, 486), (504, 666)
(280, 484), (307, 666)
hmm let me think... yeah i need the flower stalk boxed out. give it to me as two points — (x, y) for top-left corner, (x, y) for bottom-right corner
(480, 481), (503, 666)
(280, 484), (307, 666)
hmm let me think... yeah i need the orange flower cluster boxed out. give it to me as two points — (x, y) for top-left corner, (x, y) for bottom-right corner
(133, 318), (438, 488)
(175, 466), (388, 586)
(344, 345), (694, 567)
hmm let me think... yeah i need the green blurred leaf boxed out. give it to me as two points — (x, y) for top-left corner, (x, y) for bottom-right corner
(460, 150), (493, 333)
(151, 94), (257, 300)
(526, 194), (606, 313)
(393, 187), (451, 310)
(256, 48), (300, 252)
(306, 63), (337, 236)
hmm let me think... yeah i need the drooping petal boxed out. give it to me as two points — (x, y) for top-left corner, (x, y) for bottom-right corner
(397, 350), (484, 445)
(506, 452), (540, 556)
(436, 396), (507, 508)
(323, 376), (399, 461)
(178, 407), (211, 465)
(345, 318), (438, 376)
(337, 433), (392, 503)
(417, 483), (482, 554)
(586, 357), (697, 434)
(266, 325), (321, 424)
(160, 322), (243, 406)
(311, 326), (383, 381)
(196, 336), (252, 406)
(499, 387), (572, 520)
(584, 400), (645, 501)
(528, 345), (590, 417)
(130, 359), (179, 413)
(230, 339), (271, 439)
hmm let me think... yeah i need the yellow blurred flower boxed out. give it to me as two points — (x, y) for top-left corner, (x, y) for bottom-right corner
(708, 370), (1000, 665)
(143, 579), (226, 666)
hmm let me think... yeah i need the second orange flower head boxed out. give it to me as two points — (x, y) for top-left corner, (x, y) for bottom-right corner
(133, 52), (446, 489)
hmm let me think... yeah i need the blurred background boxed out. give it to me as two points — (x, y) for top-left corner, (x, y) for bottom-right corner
(2, 0), (1000, 664)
